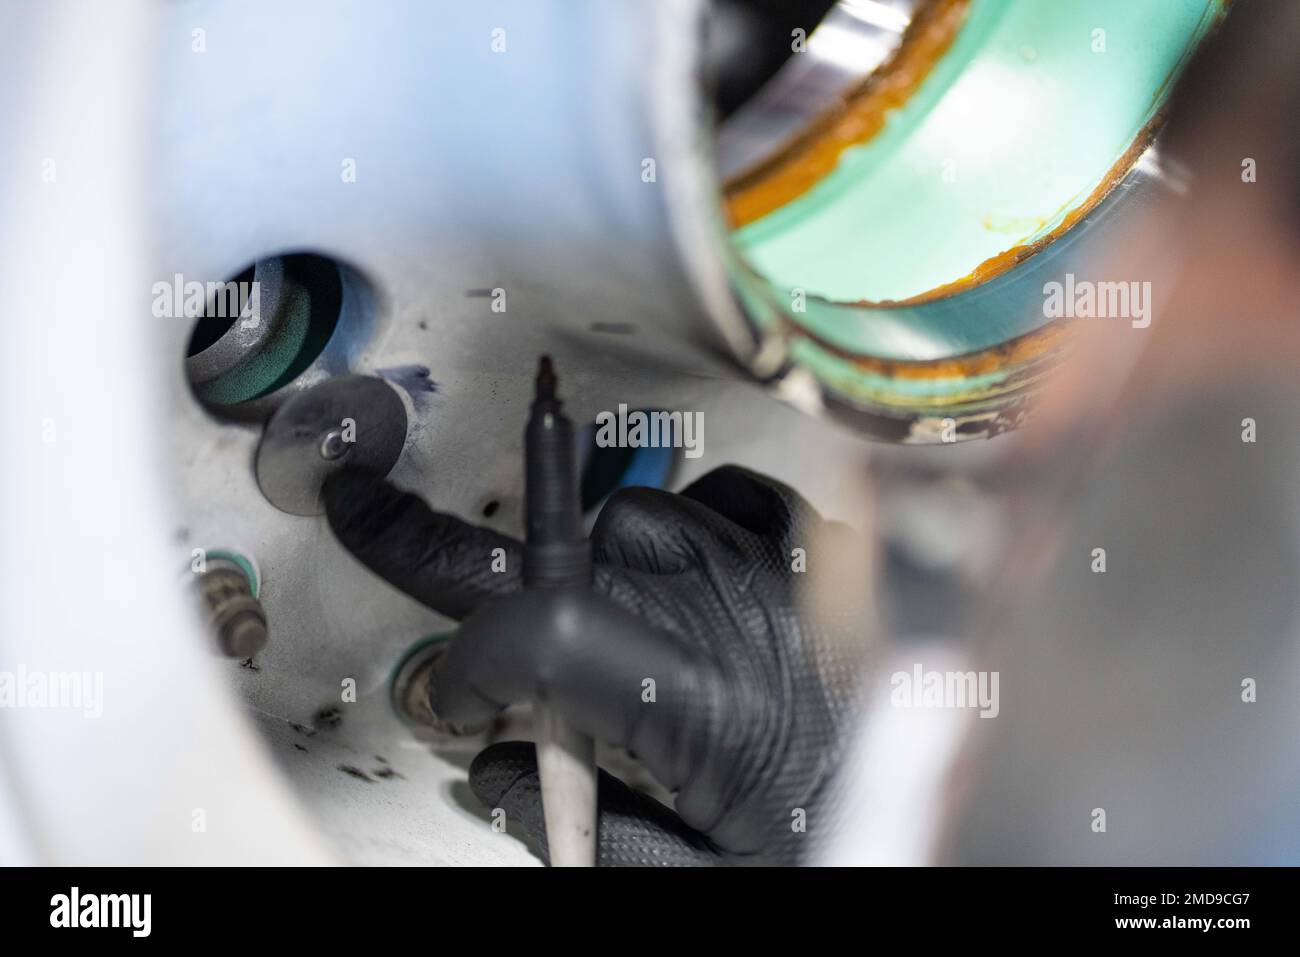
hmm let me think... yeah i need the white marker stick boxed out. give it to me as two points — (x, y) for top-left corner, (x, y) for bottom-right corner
(534, 704), (597, 867)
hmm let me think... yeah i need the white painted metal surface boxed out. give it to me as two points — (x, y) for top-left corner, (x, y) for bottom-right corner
(0, 0), (873, 865)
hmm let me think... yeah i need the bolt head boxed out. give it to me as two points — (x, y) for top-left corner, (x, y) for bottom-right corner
(319, 429), (351, 461)
(223, 614), (268, 658)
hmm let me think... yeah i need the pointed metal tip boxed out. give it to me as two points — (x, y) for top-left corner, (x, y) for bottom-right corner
(535, 355), (557, 400)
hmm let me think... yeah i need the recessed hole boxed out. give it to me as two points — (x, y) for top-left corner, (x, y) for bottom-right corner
(184, 253), (364, 412)
(186, 264), (255, 357)
(481, 500), (500, 518)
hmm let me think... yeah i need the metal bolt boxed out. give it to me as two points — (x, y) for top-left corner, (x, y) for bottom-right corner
(319, 428), (351, 461)
(196, 562), (268, 658)
(391, 640), (484, 736)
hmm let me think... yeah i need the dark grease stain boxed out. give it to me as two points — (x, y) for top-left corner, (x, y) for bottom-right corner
(313, 706), (342, 731)
(338, 765), (374, 783)
(373, 766), (404, 781)
(290, 722), (316, 738)
(377, 364), (438, 407)
(239, 657), (260, 672)
(293, 743), (308, 753)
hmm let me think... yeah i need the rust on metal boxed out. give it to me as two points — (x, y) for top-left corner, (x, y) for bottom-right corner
(781, 313), (1073, 383)
(723, 0), (972, 229)
(859, 116), (1167, 307)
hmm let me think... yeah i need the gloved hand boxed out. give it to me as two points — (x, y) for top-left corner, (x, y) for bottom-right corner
(324, 465), (867, 865)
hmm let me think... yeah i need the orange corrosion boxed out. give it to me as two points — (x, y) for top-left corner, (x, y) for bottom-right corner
(723, 0), (972, 229)
(862, 118), (1165, 307)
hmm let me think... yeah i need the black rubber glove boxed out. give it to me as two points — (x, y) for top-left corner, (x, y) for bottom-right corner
(324, 465), (866, 865)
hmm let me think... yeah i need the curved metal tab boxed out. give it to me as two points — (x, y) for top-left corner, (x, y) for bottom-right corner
(255, 374), (408, 516)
